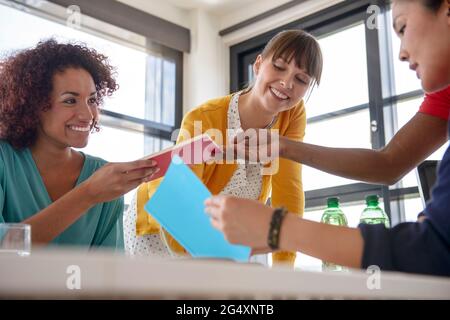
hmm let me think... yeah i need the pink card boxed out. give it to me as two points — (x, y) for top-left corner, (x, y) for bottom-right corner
(143, 134), (222, 181)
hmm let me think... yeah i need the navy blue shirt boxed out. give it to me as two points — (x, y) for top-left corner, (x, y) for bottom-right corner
(359, 123), (450, 277)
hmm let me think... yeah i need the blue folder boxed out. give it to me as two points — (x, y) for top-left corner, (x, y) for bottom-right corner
(144, 156), (251, 262)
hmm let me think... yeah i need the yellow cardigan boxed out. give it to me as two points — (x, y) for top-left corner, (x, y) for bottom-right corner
(136, 94), (306, 266)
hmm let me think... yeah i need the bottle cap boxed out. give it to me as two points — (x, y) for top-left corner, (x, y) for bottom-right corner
(327, 197), (339, 207)
(365, 194), (379, 205)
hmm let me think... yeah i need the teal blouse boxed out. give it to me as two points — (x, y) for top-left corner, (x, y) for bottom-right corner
(0, 140), (124, 250)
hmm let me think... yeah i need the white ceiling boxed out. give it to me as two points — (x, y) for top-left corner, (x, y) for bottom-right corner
(163, 0), (261, 14)
(117, 0), (335, 34)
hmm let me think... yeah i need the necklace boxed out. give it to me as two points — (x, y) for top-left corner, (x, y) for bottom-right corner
(264, 115), (278, 129)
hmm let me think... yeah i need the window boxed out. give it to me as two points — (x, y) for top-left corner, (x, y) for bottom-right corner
(230, 0), (441, 269)
(301, 20), (374, 200)
(403, 197), (425, 222)
(231, 8), (379, 270)
(0, 2), (181, 206)
(146, 56), (177, 126)
(306, 22), (368, 117)
(231, 0), (445, 221)
(303, 110), (371, 191)
(231, 12), (375, 206)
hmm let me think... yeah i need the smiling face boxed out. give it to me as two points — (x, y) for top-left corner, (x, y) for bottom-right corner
(38, 67), (99, 149)
(392, 0), (450, 92)
(251, 54), (312, 116)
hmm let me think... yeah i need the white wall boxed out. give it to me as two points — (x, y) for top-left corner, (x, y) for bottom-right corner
(221, 0), (345, 47)
(183, 9), (229, 113)
(219, 0), (292, 31)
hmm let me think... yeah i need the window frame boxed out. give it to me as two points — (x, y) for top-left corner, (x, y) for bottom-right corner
(230, 0), (424, 224)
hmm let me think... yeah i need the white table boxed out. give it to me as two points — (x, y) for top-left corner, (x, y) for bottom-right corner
(1, 249), (449, 299)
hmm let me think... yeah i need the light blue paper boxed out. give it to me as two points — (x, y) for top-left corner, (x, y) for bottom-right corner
(145, 156), (251, 262)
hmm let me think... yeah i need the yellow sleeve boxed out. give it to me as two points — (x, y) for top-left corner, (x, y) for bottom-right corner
(136, 179), (162, 235)
(158, 110), (206, 255)
(271, 104), (306, 267)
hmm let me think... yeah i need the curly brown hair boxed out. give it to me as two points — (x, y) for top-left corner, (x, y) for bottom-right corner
(0, 39), (118, 149)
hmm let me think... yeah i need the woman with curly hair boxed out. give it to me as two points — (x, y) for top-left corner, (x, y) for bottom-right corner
(0, 39), (158, 249)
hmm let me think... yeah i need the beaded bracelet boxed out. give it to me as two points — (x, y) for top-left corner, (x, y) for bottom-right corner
(267, 207), (288, 250)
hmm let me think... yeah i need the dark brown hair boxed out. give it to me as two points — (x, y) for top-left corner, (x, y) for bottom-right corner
(393, 0), (445, 12)
(420, 0), (445, 12)
(261, 29), (323, 88)
(0, 39), (118, 149)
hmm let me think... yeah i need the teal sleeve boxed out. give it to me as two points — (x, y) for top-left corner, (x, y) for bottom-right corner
(0, 184), (5, 224)
(96, 197), (124, 251)
(0, 157), (5, 223)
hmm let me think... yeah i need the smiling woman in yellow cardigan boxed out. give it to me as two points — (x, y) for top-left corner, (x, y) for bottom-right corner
(129, 29), (323, 266)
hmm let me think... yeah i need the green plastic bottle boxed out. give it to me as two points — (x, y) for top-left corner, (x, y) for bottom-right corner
(320, 197), (348, 272)
(359, 195), (390, 228)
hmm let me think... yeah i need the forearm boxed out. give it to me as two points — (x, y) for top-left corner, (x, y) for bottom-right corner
(22, 183), (95, 245)
(279, 214), (364, 269)
(281, 138), (402, 185)
(279, 113), (449, 185)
